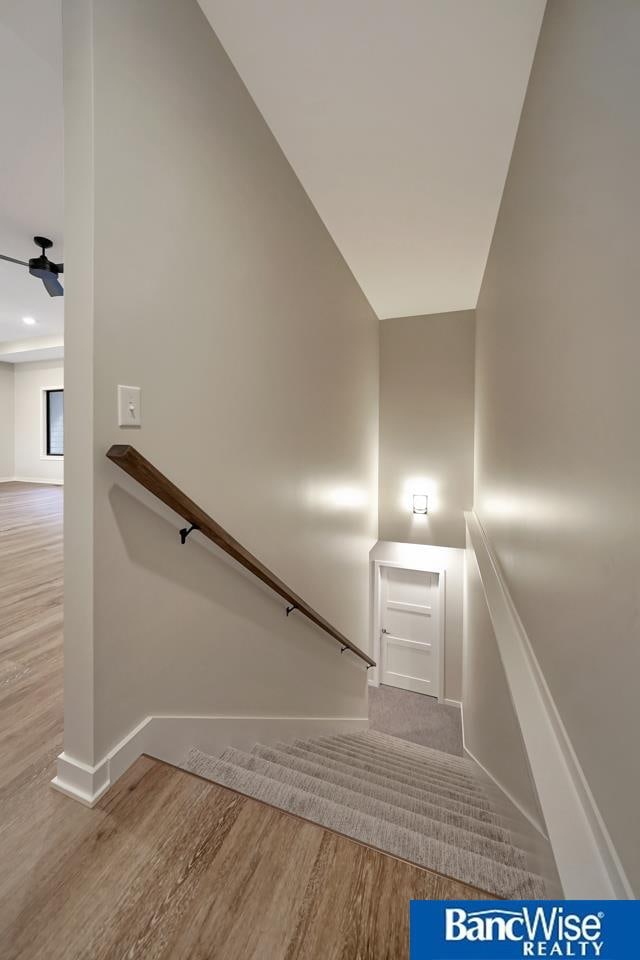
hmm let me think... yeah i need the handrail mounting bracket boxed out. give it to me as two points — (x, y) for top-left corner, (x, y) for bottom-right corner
(179, 523), (199, 544)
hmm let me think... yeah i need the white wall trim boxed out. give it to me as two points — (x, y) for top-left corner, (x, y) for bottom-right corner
(0, 477), (64, 485)
(51, 751), (111, 806)
(465, 742), (545, 836)
(14, 476), (64, 485)
(443, 698), (462, 709)
(462, 704), (564, 898)
(371, 558), (446, 700)
(465, 510), (633, 899)
(52, 713), (369, 807)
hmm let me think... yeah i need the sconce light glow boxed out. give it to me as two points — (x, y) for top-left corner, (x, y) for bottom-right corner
(330, 486), (367, 510)
(22, 316), (36, 326)
(305, 481), (368, 513)
(412, 493), (428, 515)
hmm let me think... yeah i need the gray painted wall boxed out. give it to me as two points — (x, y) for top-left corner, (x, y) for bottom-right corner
(0, 363), (14, 478)
(379, 311), (475, 548)
(63, 0), (379, 763)
(473, 0), (640, 891)
(14, 360), (64, 483)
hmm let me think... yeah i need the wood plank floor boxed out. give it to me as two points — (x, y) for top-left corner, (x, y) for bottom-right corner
(0, 482), (486, 960)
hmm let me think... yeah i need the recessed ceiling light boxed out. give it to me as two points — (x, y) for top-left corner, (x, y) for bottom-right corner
(22, 316), (36, 326)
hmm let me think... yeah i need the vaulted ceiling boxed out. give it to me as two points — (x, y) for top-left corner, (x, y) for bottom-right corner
(0, 1), (546, 341)
(198, 0), (546, 318)
(0, 0), (63, 344)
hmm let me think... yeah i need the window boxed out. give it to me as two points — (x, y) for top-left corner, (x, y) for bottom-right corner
(45, 389), (64, 456)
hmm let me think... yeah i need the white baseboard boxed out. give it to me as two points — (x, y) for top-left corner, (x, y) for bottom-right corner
(1, 476), (64, 485)
(466, 510), (633, 899)
(464, 742), (547, 839)
(14, 476), (63, 485)
(443, 698), (462, 709)
(51, 752), (111, 806)
(52, 714), (369, 807)
(464, 734), (563, 898)
(51, 715), (150, 805)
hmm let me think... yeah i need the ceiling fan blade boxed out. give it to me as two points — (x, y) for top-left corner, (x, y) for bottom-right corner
(0, 253), (29, 267)
(41, 274), (64, 297)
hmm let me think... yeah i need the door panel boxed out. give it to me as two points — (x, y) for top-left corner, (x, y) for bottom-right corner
(380, 567), (440, 697)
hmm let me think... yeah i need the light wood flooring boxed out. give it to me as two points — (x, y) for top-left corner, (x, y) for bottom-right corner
(0, 482), (486, 960)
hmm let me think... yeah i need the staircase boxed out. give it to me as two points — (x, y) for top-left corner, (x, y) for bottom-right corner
(184, 729), (547, 898)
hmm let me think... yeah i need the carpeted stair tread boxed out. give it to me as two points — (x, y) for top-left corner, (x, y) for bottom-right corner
(290, 739), (492, 810)
(315, 735), (485, 795)
(296, 735), (482, 788)
(337, 733), (477, 782)
(335, 731), (476, 772)
(360, 731), (473, 770)
(222, 747), (528, 868)
(273, 741), (500, 824)
(303, 736), (485, 797)
(251, 743), (510, 843)
(184, 748), (546, 899)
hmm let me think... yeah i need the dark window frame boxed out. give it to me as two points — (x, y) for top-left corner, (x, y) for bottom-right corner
(45, 389), (64, 457)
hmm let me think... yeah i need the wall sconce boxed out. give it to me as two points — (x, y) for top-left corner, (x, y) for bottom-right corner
(412, 494), (428, 515)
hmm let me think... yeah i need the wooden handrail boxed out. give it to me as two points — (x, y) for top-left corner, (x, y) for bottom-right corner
(106, 445), (376, 668)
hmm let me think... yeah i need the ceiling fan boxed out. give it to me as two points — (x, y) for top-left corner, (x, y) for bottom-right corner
(0, 236), (64, 297)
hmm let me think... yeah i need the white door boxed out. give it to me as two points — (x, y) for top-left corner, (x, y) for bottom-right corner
(380, 566), (441, 697)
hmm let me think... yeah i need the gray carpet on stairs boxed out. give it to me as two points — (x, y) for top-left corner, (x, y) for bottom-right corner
(183, 730), (546, 898)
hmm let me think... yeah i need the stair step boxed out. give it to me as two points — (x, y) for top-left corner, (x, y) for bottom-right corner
(361, 731), (472, 771)
(251, 743), (511, 844)
(292, 739), (493, 810)
(226, 747), (528, 868)
(275, 741), (500, 823)
(184, 748), (546, 899)
(307, 736), (485, 796)
(342, 732), (475, 781)
(321, 735), (484, 794)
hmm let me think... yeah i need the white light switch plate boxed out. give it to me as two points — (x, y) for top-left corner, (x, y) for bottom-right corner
(118, 385), (141, 427)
